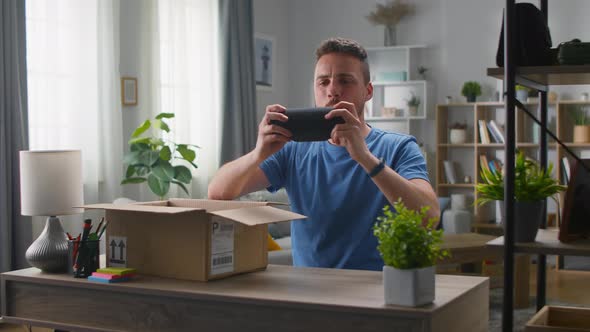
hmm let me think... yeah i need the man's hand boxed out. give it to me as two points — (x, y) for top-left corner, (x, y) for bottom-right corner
(254, 104), (292, 162)
(325, 101), (370, 162)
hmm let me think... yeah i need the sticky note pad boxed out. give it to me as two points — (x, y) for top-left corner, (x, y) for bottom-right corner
(96, 267), (136, 276)
(91, 272), (135, 280)
(88, 276), (131, 283)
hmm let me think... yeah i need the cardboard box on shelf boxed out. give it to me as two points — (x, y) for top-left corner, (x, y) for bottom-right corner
(83, 199), (305, 281)
(526, 305), (590, 331)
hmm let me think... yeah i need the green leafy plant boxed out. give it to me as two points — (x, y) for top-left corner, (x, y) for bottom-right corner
(476, 151), (566, 206)
(373, 199), (449, 269)
(405, 92), (421, 107)
(461, 81), (482, 99)
(121, 113), (199, 199)
(569, 106), (590, 126)
(515, 84), (530, 92)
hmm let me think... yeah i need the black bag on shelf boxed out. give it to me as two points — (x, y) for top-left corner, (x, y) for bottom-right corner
(558, 39), (590, 65)
(496, 3), (553, 67)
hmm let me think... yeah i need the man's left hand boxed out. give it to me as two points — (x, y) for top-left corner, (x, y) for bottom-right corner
(325, 101), (370, 162)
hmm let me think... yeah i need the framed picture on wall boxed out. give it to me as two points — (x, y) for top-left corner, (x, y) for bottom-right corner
(121, 77), (138, 106)
(254, 34), (274, 91)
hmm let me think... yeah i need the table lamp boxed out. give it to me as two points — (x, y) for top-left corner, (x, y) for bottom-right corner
(19, 150), (84, 272)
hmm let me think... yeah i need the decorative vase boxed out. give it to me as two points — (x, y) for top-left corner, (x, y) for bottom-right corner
(442, 209), (472, 234)
(384, 24), (396, 46)
(449, 129), (467, 144)
(573, 125), (590, 143)
(466, 95), (476, 103)
(383, 265), (435, 306)
(499, 200), (546, 242)
(25, 216), (69, 272)
(408, 106), (418, 116)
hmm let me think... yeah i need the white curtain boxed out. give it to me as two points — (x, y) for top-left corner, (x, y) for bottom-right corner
(153, 0), (221, 199)
(25, 0), (122, 231)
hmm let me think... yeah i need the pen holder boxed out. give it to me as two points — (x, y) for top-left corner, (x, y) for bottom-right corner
(68, 239), (100, 278)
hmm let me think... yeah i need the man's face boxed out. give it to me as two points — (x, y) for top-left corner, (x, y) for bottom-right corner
(314, 53), (373, 118)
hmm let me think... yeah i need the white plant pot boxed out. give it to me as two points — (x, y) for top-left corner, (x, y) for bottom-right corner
(383, 265), (435, 306)
(449, 129), (467, 144)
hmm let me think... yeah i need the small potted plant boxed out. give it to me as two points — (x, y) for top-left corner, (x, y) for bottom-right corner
(461, 81), (482, 103)
(405, 92), (421, 116)
(476, 151), (566, 242)
(515, 85), (530, 103)
(373, 199), (449, 306)
(121, 113), (199, 200)
(569, 106), (590, 143)
(449, 122), (468, 144)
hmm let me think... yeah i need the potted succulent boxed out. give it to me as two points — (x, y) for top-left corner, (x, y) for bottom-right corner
(405, 92), (421, 116)
(476, 151), (566, 242)
(461, 81), (482, 103)
(569, 106), (590, 143)
(373, 199), (449, 306)
(121, 113), (199, 200)
(449, 122), (468, 144)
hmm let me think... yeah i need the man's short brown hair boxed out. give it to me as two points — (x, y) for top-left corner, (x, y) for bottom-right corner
(315, 38), (371, 84)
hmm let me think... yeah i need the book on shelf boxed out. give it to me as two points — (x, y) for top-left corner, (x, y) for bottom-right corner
(488, 120), (505, 144)
(562, 157), (571, 184)
(443, 160), (458, 184)
(480, 154), (490, 173)
(478, 120), (491, 144)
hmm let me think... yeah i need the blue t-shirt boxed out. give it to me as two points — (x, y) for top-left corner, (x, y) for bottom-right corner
(260, 127), (429, 271)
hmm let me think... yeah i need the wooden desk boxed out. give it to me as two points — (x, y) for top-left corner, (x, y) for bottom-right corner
(441, 233), (500, 265)
(487, 228), (590, 256)
(1, 265), (489, 332)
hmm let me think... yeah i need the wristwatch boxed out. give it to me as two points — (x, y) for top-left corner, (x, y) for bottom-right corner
(369, 158), (386, 177)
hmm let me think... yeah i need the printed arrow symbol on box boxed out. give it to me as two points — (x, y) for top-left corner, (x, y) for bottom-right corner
(110, 240), (117, 259)
(118, 240), (126, 260)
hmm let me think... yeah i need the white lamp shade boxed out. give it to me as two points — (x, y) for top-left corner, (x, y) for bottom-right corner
(20, 150), (84, 216)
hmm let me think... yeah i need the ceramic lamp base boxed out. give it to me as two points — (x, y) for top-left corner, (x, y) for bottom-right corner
(25, 216), (69, 272)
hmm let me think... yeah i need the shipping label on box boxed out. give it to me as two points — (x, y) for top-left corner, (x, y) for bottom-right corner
(210, 217), (234, 276)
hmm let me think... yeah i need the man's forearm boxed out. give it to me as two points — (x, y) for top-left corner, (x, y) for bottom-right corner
(358, 154), (440, 220)
(208, 151), (264, 200)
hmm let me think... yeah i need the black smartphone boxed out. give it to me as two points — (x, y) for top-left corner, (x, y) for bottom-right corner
(270, 107), (344, 142)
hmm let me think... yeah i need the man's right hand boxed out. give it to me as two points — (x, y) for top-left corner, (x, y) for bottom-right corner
(254, 104), (292, 162)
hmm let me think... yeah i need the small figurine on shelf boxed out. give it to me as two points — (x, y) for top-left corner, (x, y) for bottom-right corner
(417, 66), (428, 80)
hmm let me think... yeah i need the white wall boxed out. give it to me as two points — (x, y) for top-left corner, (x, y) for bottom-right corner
(252, 0), (590, 181)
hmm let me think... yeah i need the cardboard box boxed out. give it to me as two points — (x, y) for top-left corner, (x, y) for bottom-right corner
(526, 305), (590, 331)
(83, 199), (305, 281)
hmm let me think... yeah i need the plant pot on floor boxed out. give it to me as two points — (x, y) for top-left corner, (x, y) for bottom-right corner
(499, 200), (546, 242)
(383, 265), (435, 306)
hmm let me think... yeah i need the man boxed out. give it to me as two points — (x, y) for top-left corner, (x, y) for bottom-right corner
(208, 37), (438, 271)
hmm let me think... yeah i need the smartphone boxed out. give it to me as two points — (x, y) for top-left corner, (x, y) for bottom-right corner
(270, 107), (344, 142)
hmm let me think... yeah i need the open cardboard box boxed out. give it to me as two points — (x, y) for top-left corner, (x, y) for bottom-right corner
(526, 305), (590, 331)
(83, 199), (305, 281)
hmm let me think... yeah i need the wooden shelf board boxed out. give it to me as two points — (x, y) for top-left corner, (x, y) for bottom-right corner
(562, 143), (590, 148)
(366, 116), (425, 122)
(487, 65), (590, 86)
(438, 143), (475, 148)
(487, 229), (590, 256)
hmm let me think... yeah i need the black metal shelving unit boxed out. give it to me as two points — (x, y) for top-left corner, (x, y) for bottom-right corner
(487, 1), (590, 331)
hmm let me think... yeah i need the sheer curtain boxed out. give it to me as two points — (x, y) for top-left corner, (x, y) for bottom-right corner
(155, 0), (221, 199)
(25, 0), (122, 230)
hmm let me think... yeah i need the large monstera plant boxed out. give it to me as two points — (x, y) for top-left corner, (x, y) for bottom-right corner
(121, 113), (198, 199)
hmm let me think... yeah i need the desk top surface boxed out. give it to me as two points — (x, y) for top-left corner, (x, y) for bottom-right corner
(2, 264), (487, 317)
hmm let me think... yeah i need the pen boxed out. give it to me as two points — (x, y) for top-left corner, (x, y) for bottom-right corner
(94, 217), (105, 236)
(97, 219), (110, 240)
